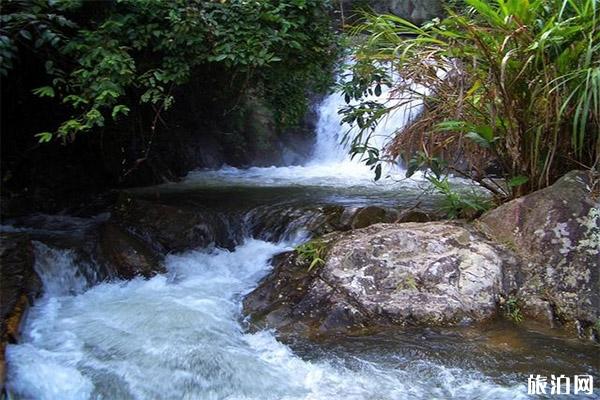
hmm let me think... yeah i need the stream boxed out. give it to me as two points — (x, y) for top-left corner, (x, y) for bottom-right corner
(4, 88), (599, 400)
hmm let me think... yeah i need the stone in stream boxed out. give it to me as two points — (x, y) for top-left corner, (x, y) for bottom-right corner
(0, 233), (41, 390)
(349, 206), (397, 229)
(244, 222), (519, 339)
(308, 205), (435, 236)
(477, 170), (600, 339)
(98, 222), (166, 279)
(111, 194), (235, 252)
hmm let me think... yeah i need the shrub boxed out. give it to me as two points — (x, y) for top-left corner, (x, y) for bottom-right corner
(342, 0), (599, 199)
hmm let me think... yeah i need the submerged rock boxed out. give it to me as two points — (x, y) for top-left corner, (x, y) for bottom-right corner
(111, 194), (235, 252)
(477, 170), (600, 338)
(98, 223), (165, 279)
(349, 206), (398, 229)
(307, 205), (435, 236)
(0, 234), (41, 390)
(244, 222), (518, 339)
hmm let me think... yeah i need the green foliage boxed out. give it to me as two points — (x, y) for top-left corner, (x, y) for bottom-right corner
(507, 175), (529, 188)
(295, 239), (327, 271)
(428, 175), (493, 219)
(503, 296), (524, 323)
(406, 151), (492, 219)
(1, 0), (337, 141)
(342, 0), (599, 198)
(397, 274), (418, 290)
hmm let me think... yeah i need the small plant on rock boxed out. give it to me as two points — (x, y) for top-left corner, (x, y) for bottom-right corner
(295, 240), (327, 272)
(502, 296), (524, 323)
(408, 152), (493, 219)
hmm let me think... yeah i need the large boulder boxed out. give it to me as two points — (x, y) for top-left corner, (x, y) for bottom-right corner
(0, 234), (41, 390)
(244, 222), (518, 339)
(477, 170), (600, 338)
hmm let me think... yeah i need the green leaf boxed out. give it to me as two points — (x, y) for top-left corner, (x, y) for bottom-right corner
(19, 30), (32, 41)
(374, 163), (382, 181)
(111, 104), (130, 119)
(406, 158), (420, 178)
(436, 120), (468, 132)
(308, 257), (323, 272)
(35, 132), (53, 143)
(508, 175), (529, 187)
(374, 84), (382, 96)
(32, 86), (55, 98)
(465, 131), (492, 148)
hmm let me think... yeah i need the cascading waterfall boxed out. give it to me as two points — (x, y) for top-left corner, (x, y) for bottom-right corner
(309, 76), (422, 167)
(179, 72), (424, 189)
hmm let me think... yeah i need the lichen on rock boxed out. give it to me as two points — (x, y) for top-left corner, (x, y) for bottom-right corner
(244, 222), (519, 339)
(478, 170), (599, 339)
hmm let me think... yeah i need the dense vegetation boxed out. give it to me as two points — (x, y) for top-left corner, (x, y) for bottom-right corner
(0, 0), (337, 207)
(342, 0), (599, 201)
(1, 0), (336, 141)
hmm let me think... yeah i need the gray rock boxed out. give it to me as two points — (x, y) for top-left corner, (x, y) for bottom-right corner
(477, 170), (600, 338)
(335, 0), (443, 25)
(350, 205), (398, 229)
(244, 222), (518, 339)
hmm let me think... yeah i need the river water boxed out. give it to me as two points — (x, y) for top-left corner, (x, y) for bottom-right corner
(5, 87), (599, 399)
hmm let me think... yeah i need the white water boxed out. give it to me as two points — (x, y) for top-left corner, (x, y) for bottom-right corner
(7, 239), (527, 400)
(309, 78), (421, 166)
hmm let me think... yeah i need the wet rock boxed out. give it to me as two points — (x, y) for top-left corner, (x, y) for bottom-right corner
(247, 205), (404, 241)
(350, 206), (398, 229)
(309, 206), (407, 235)
(371, 0), (443, 24)
(0, 234), (41, 390)
(244, 222), (518, 339)
(310, 205), (348, 234)
(98, 223), (165, 279)
(112, 194), (235, 252)
(397, 209), (433, 223)
(477, 170), (600, 335)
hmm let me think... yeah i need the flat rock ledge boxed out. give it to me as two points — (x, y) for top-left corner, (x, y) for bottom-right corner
(244, 222), (519, 339)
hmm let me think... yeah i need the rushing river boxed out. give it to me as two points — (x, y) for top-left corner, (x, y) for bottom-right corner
(5, 87), (599, 399)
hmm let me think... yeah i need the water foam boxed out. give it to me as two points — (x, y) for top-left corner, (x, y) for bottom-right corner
(7, 239), (527, 400)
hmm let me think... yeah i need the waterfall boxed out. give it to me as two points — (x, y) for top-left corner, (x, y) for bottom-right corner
(309, 71), (423, 167)
(32, 242), (93, 297)
(179, 74), (424, 188)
